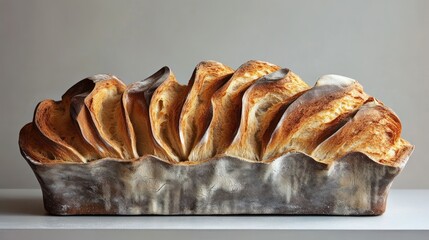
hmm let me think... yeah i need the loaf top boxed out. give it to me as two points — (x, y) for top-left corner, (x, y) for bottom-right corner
(19, 60), (413, 168)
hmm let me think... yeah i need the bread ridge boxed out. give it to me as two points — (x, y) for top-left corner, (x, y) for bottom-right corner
(149, 68), (189, 162)
(70, 92), (122, 158)
(263, 74), (369, 161)
(32, 77), (107, 162)
(18, 61), (413, 168)
(179, 61), (234, 158)
(19, 123), (83, 163)
(312, 98), (414, 167)
(123, 67), (170, 158)
(188, 60), (281, 162)
(84, 74), (138, 159)
(33, 100), (93, 162)
(225, 68), (310, 161)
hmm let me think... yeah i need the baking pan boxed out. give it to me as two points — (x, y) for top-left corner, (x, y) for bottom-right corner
(22, 151), (409, 215)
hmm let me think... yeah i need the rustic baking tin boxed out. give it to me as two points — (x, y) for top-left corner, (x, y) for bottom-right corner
(21, 150), (411, 215)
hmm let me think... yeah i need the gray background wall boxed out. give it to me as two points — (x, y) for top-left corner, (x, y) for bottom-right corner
(0, 0), (427, 189)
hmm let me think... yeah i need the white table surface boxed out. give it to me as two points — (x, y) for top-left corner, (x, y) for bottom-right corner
(0, 189), (428, 239)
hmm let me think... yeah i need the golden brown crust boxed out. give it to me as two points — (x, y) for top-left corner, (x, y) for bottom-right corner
(149, 69), (189, 162)
(18, 62), (412, 168)
(263, 75), (369, 161)
(123, 67), (170, 158)
(189, 60), (281, 162)
(30, 78), (106, 162)
(84, 75), (138, 159)
(19, 123), (83, 163)
(179, 61), (234, 158)
(64, 77), (119, 158)
(70, 93), (122, 158)
(34, 100), (99, 162)
(224, 69), (310, 161)
(312, 98), (414, 167)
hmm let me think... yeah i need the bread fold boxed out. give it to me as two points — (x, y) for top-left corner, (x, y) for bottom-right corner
(83, 74), (138, 159)
(19, 61), (412, 168)
(189, 60), (281, 162)
(70, 93), (120, 158)
(312, 98), (414, 167)
(263, 75), (369, 161)
(123, 67), (170, 158)
(179, 61), (234, 158)
(29, 77), (112, 163)
(149, 68), (188, 162)
(19, 123), (83, 163)
(34, 100), (94, 162)
(225, 69), (310, 161)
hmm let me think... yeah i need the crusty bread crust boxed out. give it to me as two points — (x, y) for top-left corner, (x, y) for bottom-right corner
(263, 75), (369, 161)
(225, 69), (309, 161)
(19, 123), (83, 163)
(189, 60), (280, 162)
(149, 68), (189, 162)
(179, 61), (234, 158)
(84, 75), (138, 159)
(70, 93), (122, 158)
(34, 100), (98, 162)
(19, 62), (413, 168)
(31, 77), (108, 162)
(123, 67), (170, 158)
(312, 98), (414, 167)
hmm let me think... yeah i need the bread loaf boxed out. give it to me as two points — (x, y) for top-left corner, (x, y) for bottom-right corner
(19, 60), (413, 169)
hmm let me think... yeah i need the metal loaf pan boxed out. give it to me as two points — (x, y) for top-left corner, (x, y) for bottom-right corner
(22, 151), (406, 215)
